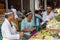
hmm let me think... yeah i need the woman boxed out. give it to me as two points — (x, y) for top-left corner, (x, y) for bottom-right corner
(35, 9), (43, 23)
(21, 11), (36, 39)
(1, 12), (23, 40)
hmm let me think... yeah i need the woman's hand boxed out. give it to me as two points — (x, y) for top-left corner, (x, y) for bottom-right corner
(23, 28), (36, 32)
(32, 27), (36, 30)
(30, 27), (36, 32)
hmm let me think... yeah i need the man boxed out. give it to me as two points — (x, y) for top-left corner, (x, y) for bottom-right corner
(41, 6), (55, 28)
(11, 8), (22, 31)
(1, 12), (23, 40)
(42, 6), (55, 22)
(11, 8), (18, 19)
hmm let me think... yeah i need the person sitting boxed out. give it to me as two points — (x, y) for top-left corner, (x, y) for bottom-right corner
(11, 8), (22, 31)
(35, 10), (43, 31)
(21, 11), (36, 39)
(1, 12), (24, 40)
(41, 6), (55, 28)
(35, 9), (43, 23)
(42, 6), (55, 22)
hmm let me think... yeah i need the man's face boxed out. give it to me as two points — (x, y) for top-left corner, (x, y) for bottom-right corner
(46, 7), (51, 13)
(9, 13), (14, 20)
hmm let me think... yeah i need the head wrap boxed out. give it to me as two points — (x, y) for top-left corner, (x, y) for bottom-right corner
(25, 10), (32, 16)
(26, 12), (32, 16)
(5, 12), (13, 15)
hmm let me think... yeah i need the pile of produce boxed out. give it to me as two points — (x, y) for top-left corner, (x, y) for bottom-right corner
(47, 19), (60, 29)
(36, 30), (60, 39)
(29, 30), (60, 40)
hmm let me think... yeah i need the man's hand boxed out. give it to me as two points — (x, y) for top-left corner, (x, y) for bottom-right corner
(19, 32), (24, 38)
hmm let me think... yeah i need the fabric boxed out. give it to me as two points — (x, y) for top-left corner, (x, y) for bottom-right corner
(0, 34), (2, 40)
(5, 12), (13, 15)
(22, 37), (27, 40)
(35, 14), (42, 19)
(42, 11), (55, 22)
(35, 14), (42, 22)
(21, 18), (35, 36)
(35, 14), (42, 26)
(31, 30), (36, 35)
(35, 14), (41, 32)
(1, 19), (20, 40)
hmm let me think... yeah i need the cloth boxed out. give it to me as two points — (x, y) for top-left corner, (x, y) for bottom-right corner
(35, 14), (42, 19)
(31, 30), (37, 35)
(1, 19), (20, 40)
(35, 14), (42, 23)
(5, 12), (13, 15)
(21, 18), (35, 36)
(35, 14), (41, 26)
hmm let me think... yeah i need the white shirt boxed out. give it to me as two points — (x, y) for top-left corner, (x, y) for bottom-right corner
(42, 11), (55, 22)
(1, 19), (20, 40)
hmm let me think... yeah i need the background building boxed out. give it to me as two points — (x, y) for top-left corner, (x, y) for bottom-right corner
(0, 0), (60, 13)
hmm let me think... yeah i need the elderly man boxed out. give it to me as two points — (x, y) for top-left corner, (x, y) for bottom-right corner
(42, 6), (55, 22)
(1, 12), (24, 40)
(11, 8), (22, 31)
(41, 6), (55, 28)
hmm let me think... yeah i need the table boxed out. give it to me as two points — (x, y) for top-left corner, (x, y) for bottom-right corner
(28, 29), (60, 40)
(29, 29), (52, 40)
